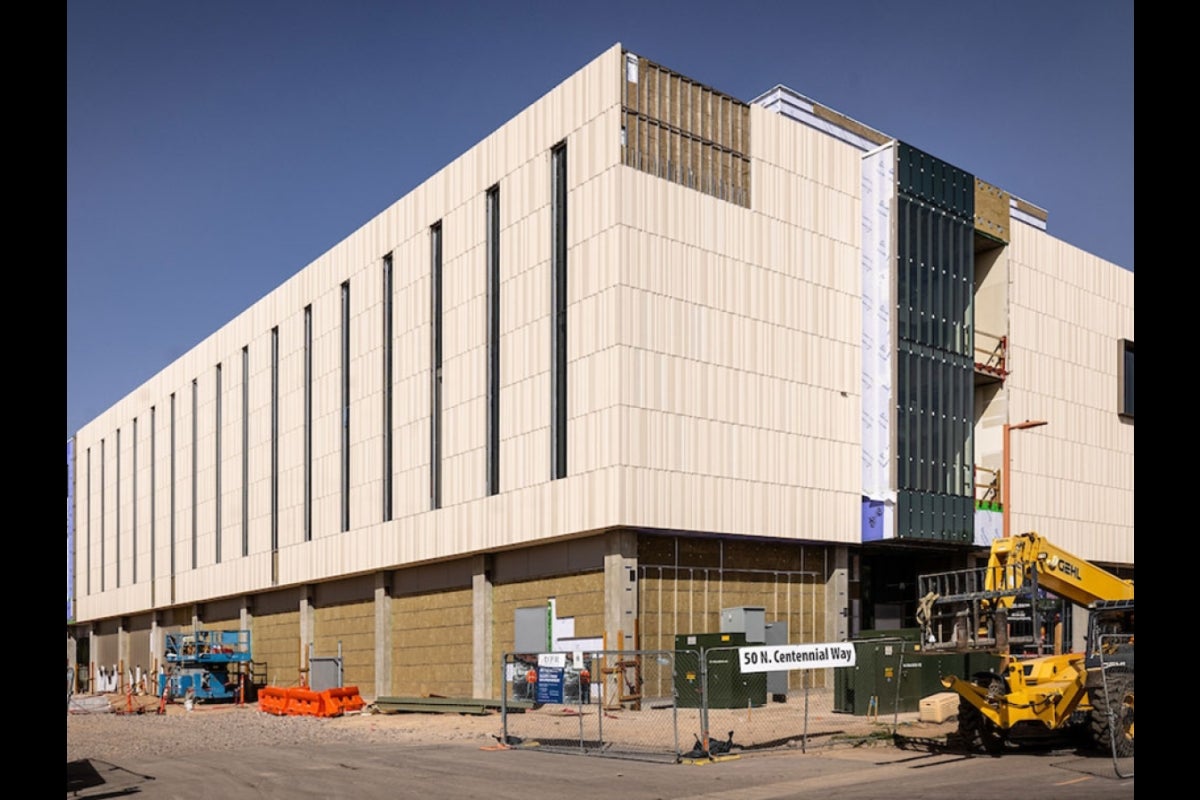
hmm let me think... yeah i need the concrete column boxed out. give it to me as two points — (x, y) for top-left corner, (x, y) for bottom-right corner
(235, 598), (255, 701)
(604, 530), (639, 651)
(66, 629), (78, 696)
(300, 586), (315, 683)
(472, 555), (494, 699)
(820, 546), (851, 697)
(374, 572), (392, 702)
(825, 546), (850, 643)
(87, 624), (97, 694)
(239, 597), (254, 638)
(117, 617), (130, 692)
(150, 611), (163, 677)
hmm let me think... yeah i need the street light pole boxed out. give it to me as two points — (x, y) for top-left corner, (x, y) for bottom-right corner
(1002, 419), (1047, 539)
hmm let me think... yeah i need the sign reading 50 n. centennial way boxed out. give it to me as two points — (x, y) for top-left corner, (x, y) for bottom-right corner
(738, 643), (857, 673)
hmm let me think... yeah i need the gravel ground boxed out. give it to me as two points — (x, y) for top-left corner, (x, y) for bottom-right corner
(66, 694), (506, 765)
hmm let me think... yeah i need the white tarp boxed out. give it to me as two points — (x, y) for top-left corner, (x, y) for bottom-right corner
(861, 143), (896, 539)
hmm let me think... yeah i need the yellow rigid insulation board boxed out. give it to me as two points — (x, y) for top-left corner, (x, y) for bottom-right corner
(974, 179), (1011, 243)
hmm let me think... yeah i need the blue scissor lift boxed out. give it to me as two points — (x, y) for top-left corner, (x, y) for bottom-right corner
(159, 629), (253, 702)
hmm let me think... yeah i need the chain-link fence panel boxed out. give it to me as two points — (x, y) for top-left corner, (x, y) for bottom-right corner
(697, 637), (959, 754)
(698, 645), (886, 753)
(502, 639), (964, 761)
(501, 651), (690, 762)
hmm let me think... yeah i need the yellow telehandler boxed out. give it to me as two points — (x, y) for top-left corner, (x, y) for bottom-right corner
(916, 532), (1133, 755)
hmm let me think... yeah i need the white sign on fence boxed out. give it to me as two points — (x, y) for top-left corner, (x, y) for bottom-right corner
(737, 643), (857, 673)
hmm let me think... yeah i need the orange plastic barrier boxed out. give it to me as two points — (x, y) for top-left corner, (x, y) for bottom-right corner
(323, 686), (364, 715)
(257, 685), (364, 718)
(285, 687), (326, 717)
(258, 686), (290, 716)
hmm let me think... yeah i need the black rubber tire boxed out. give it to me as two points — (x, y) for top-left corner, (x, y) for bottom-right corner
(1090, 669), (1134, 757)
(957, 695), (1005, 755)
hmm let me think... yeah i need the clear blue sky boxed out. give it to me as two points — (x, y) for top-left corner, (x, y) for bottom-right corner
(67, 0), (1134, 439)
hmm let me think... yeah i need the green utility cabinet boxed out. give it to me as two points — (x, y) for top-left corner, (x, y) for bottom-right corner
(834, 629), (1002, 715)
(833, 633), (921, 716)
(674, 632), (766, 709)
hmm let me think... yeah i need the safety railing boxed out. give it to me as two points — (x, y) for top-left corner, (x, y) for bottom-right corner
(974, 330), (1007, 377)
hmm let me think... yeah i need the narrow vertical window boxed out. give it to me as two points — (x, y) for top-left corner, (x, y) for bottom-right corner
(132, 417), (137, 584)
(170, 393), (176, 579)
(551, 141), (568, 480)
(191, 378), (198, 569)
(487, 184), (500, 496)
(1118, 339), (1134, 418)
(215, 362), (222, 563)
(100, 438), (106, 591)
(86, 447), (91, 594)
(304, 305), (313, 541)
(271, 327), (279, 560)
(382, 255), (393, 522)
(341, 281), (350, 533)
(115, 428), (121, 587)
(241, 346), (249, 557)
(150, 406), (156, 587)
(430, 222), (443, 510)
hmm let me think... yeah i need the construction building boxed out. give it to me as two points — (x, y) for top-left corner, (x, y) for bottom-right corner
(66, 44), (1134, 701)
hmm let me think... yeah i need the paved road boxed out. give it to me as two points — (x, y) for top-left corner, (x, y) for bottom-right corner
(68, 741), (1133, 799)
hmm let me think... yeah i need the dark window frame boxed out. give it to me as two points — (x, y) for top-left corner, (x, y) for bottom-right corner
(486, 184), (501, 496)
(430, 222), (443, 510)
(1118, 338), (1134, 419)
(551, 141), (568, 480)
(341, 281), (350, 532)
(382, 254), (394, 522)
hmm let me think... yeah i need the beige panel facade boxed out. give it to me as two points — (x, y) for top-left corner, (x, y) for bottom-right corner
(1004, 226), (1134, 564)
(72, 41), (865, 625)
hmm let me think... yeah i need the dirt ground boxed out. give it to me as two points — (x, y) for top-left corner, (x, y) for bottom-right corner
(67, 689), (960, 767)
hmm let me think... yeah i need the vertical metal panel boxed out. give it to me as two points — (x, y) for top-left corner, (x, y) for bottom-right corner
(270, 329), (278, 559)
(115, 430), (120, 587)
(341, 281), (350, 533)
(191, 379), (198, 570)
(551, 143), (568, 480)
(430, 223), (443, 508)
(242, 346), (249, 556)
(304, 305), (312, 540)
(215, 363), (222, 563)
(150, 406), (156, 588)
(382, 257), (393, 522)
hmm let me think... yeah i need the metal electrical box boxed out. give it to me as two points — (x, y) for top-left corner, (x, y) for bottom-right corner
(720, 606), (765, 643)
(764, 620), (788, 700)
